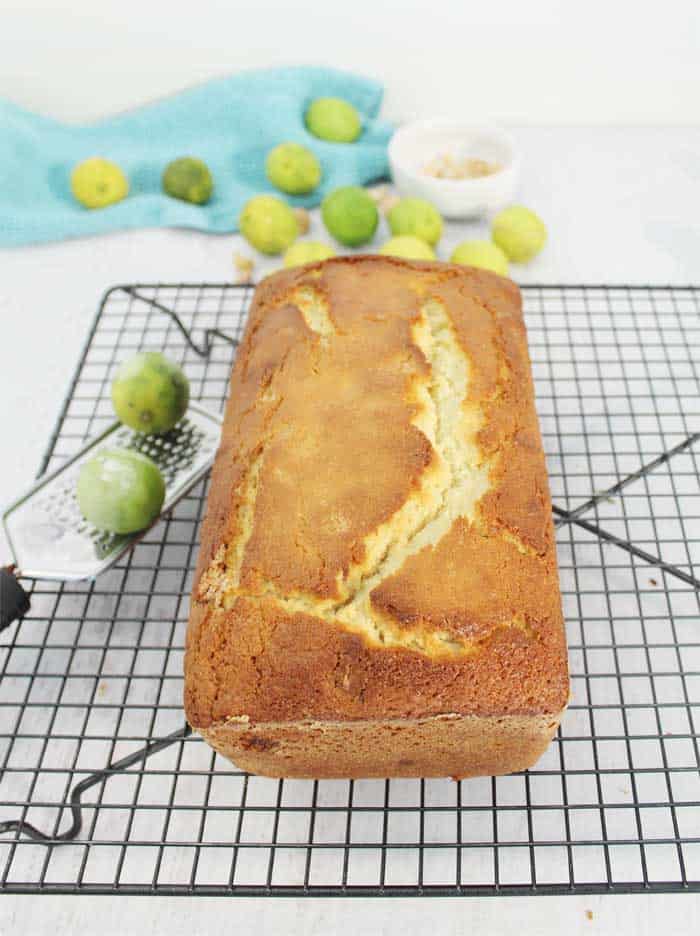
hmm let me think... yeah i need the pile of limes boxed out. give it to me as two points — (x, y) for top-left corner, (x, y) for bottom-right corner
(238, 97), (370, 265)
(69, 93), (547, 277)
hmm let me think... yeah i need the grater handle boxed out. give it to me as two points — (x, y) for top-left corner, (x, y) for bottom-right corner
(0, 567), (30, 631)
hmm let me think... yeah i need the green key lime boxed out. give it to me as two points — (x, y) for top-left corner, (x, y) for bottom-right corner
(284, 241), (337, 268)
(379, 236), (436, 261)
(162, 156), (214, 205)
(77, 449), (165, 534)
(266, 143), (321, 195)
(450, 240), (509, 276)
(492, 205), (547, 262)
(111, 352), (190, 434)
(71, 157), (129, 209)
(321, 186), (378, 247)
(239, 194), (299, 255)
(305, 97), (362, 143)
(387, 198), (443, 246)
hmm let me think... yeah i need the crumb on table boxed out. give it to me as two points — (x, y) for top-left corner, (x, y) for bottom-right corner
(233, 253), (255, 285)
(293, 207), (310, 235)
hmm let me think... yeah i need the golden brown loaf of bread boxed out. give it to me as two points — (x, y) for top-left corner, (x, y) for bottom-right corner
(185, 256), (569, 778)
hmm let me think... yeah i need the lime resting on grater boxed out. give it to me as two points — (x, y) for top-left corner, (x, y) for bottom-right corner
(77, 449), (166, 534)
(111, 352), (190, 435)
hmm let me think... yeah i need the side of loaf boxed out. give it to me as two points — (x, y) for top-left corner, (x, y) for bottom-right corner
(185, 256), (569, 779)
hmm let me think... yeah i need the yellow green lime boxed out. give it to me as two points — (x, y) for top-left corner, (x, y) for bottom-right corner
(321, 186), (378, 247)
(266, 143), (321, 195)
(283, 241), (337, 268)
(77, 449), (165, 534)
(111, 352), (190, 434)
(387, 197), (443, 246)
(162, 156), (213, 204)
(379, 236), (436, 261)
(239, 194), (299, 255)
(492, 205), (547, 262)
(450, 240), (509, 276)
(70, 157), (129, 209)
(305, 97), (362, 143)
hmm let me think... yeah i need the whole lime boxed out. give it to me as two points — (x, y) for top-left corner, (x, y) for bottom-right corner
(379, 236), (436, 261)
(71, 157), (129, 209)
(450, 240), (509, 276)
(77, 449), (166, 534)
(284, 241), (337, 268)
(239, 194), (299, 254)
(162, 156), (213, 205)
(492, 205), (547, 262)
(266, 143), (321, 195)
(111, 352), (190, 434)
(387, 198), (443, 246)
(305, 97), (362, 143)
(321, 186), (378, 247)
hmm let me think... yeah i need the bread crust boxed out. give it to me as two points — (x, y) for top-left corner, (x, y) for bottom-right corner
(184, 256), (569, 777)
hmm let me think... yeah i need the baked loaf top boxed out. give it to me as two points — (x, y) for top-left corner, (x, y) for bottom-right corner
(185, 257), (569, 729)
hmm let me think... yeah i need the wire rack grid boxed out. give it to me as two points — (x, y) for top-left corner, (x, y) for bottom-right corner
(0, 282), (698, 897)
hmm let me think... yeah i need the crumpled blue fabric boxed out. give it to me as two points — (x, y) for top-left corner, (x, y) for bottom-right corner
(0, 67), (392, 246)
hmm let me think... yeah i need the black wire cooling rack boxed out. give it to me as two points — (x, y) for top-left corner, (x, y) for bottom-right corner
(0, 282), (698, 897)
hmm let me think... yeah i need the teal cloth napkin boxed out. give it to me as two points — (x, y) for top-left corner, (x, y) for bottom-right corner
(0, 67), (392, 246)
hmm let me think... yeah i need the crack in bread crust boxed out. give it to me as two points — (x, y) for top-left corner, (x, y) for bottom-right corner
(197, 288), (525, 657)
(293, 285), (336, 338)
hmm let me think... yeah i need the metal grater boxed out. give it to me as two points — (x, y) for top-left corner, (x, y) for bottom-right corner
(1, 402), (221, 627)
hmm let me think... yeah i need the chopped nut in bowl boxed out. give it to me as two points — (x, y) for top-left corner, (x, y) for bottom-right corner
(423, 153), (501, 180)
(388, 121), (519, 219)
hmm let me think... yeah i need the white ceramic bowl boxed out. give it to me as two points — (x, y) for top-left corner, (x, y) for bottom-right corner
(388, 120), (520, 219)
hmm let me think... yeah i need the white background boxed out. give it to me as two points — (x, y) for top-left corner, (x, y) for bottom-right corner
(1, 2), (700, 933)
(3, 0), (700, 125)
